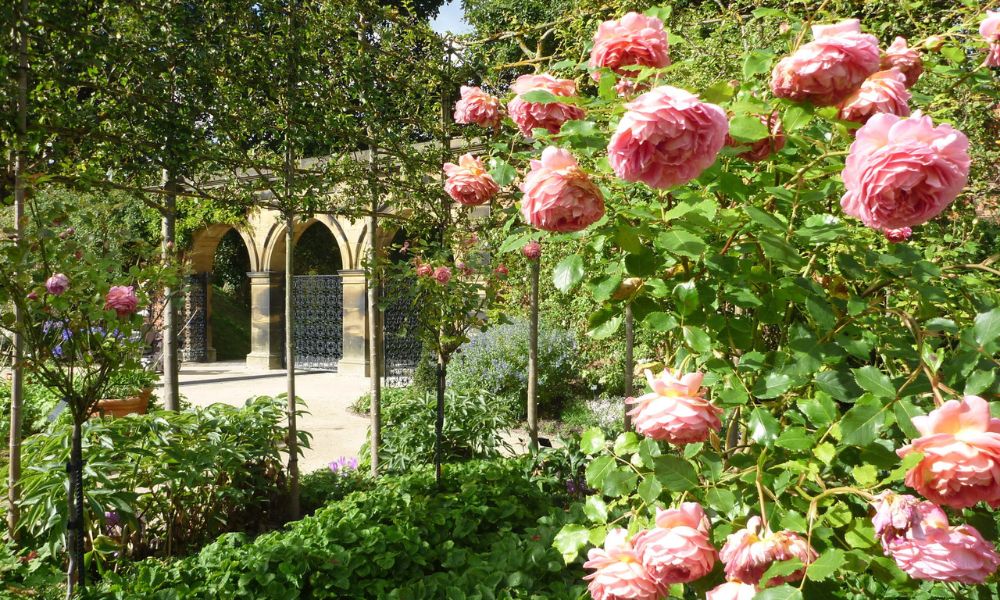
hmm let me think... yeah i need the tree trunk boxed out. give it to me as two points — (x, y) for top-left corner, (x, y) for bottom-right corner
(434, 352), (446, 484)
(366, 159), (381, 477)
(284, 211), (299, 519)
(65, 419), (85, 597)
(161, 174), (180, 410)
(624, 304), (634, 431)
(7, 0), (29, 540)
(527, 259), (539, 449)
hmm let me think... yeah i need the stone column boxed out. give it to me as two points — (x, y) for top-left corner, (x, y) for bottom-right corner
(245, 271), (284, 370)
(338, 269), (370, 377)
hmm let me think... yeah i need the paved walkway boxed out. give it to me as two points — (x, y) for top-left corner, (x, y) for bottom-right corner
(170, 361), (370, 474)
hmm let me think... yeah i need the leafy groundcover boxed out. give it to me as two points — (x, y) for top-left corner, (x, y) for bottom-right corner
(85, 460), (586, 599)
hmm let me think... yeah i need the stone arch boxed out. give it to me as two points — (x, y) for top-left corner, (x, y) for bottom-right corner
(186, 223), (259, 273)
(263, 215), (352, 272)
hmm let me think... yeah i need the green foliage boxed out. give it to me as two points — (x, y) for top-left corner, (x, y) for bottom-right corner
(86, 460), (587, 599)
(299, 466), (372, 517)
(4, 397), (291, 565)
(0, 539), (64, 600)
(0, 379), (63, 443)
(356, 386), (514, 473)
(448, 318), (583, 416)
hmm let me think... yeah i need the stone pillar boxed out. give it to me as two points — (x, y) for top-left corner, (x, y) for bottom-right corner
(245, 271), (284, 370)
(179, 273), (208, 363)
(338, 269), (370, 377)
(204, 274), (217, 362)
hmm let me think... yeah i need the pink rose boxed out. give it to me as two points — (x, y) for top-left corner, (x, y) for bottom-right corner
(444, 154), (499, 206)
(982, 11), (1000, 67)
(45, 273), (69, 296)
(725, 112), (785, 162)
(456, 261), (474, 276)
(493, 264), (509, 277)
(433, 266), (452, 284)
(520, 146), (605, 233)
(840, 111), (970, 230)
(706, 582), (759, 600)
(837, 69), (910, 125)
(771, 19), (881, 106)
(627, 368), (722, 445)
(454, 86), (502, 129)
(507, 74), (585, 137)
(522, 240), (541, 260)
(614, 78), (651, 97)
(766, 529), (816, 585)
(874, 494), (1000, 584)
(635, 503), (716, 585)
(897, 395), (1000, 509)
(719, 516), (815, 586)
(608, 86), (728, 189)
(583, 528), (661, 600)
(884, 227), (912, 243)
(589, 12), (669, 81)
(26, 291), (39, 301)
(104, 285), (138, 318)
(416, 263), (433, 277)
(881, 37), (923, 87)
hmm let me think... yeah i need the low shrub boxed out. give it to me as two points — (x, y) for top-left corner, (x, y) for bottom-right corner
(300, 461), (371, 516)
(87, 460), (587, 599)
(448, 318), (581, 417)
(0, 379), (64, 442)
(0, 539), (64, 600)
(358, 387), (514, 473)
(5, 396), (291, 566)
(559, 395), (627, 434)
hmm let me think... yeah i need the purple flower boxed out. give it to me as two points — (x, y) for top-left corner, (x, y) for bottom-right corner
(328, 456), (359, 476)
(52, 345), (64, 358)
(45, 273), (70, 295)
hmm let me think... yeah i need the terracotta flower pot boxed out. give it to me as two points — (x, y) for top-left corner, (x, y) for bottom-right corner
(93, 387), (152, 418)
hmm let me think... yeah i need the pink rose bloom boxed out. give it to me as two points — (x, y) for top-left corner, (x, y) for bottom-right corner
(45, 273), (69, 296)
(104, 285), (138, 318)
(433, 266), (452, 284)
(415, 263), (433, 277)
(982, 11), (1000, 67)
(608, 86), (727, 189)
(583, 528), (661, 600)
(520, 146), (605, 233)
(881, 37), (923, 87)
(837, 69), (911, 125)
(454, 86), (502, 129)
(771, 19), (881, 106)
(589, 12), (670, 81)
(725, 112), (785, 162)
(444, 154), (499, 206)
(26, 291), (39, 301)
(706, 582), (759, 600)
(635, 503), (716, 585)
(507, 74), (585, 136)
(897, 395), (1000, 509)
(883, 227), (912, 243)
(522, 240), (541, 260)
(493, 264), (509, 277)
(766, 529), (817, 585)
(876, 496), (1000, 584)
(840, 111), (970, 230)
(719, 517), (774, 585)
(627, 368), (722, 445)
(615, 78), (651, 97)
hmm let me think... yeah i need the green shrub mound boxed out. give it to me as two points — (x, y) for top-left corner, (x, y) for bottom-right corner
(87, 461), (586, 599)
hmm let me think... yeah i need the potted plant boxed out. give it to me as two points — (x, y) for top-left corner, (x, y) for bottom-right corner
(93, 367), (159, 418)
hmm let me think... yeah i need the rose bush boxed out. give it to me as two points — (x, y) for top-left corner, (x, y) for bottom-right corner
(454, 3), (999, 598)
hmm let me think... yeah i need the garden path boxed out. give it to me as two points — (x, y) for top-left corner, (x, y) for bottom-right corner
(171, 361), (369, 474)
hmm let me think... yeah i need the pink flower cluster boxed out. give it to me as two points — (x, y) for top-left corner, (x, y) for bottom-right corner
(836, 68), (910, 125)
(507, 74), (585, 137)
(453, 86), (502, 129)
(771, 19), (881, 106)
(627, 368), (722, 445)
(841, 111), (969, 232)
(105, 285), (138, 318)
(718, 516), (816, 587)
(443, 153), (499, 206)
(45, 273), (69, 296)
(520, 147), (605, 233)
(583, 503), (715, 600)
(981, 11), (1000, 67)
(589, 12), (670, 83)
(872, 491), (1000, 584)
(608, 86), (728, 189)
(881, 37), (923, 87)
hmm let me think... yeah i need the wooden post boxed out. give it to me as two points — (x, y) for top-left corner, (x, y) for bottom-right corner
(284, 211), (299, 518)
(161, 173), (180, 410)
(527, 259), (540, 449)
(367, 146), (382, 476)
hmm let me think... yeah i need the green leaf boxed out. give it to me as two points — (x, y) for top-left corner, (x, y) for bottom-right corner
(757, 232), (805, 269)
(974, 308), (1000, 346)
(806, 549), (846, 581)
(840, 396), (887, 446)
(776, 427), (814, 451)
(682, 326), (711, 353)
(853, 366), (895, 399)
(584, 496), (608, 524)
(520, 89), (561, 104)
(748, 408), (780, 445)
(940, 45), (965, 64)
(782, 105), (812, 132)
(813, 442), (836, 464)
(852, 464), (878, 487)
(598, 71), (617, 100)
(637, 476), (662, 505)
(585, 455), (615, 490)
(553, 254), (585, 293)
(488, 158), (516, 187)
(602, 468), (638, 497)
(589, 315), (623, 340)
(653, 455), (699, 492)
(886, 451), (923, 483)
(742, 49), (774, 79)
(815, 370), (862, 402)
(760, 559), (804, 587)
(729, 115), (770, 142)
(753, 584), (803, 600)
(893, 399), (924, 439)
(673, 281), (699, 316)
(580, 428), (606, 454)
(701, 80), (736, 104)
(797, 395), (837, 426)
(553, 524), (590, 563)
(644, 312), (678, 332)
(613, 432), (640, 455)
(656, 230), (707, 259)
(753, 372), (792, 399)
(744, 206), (786, 232)
(966, 369), (996, 396)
